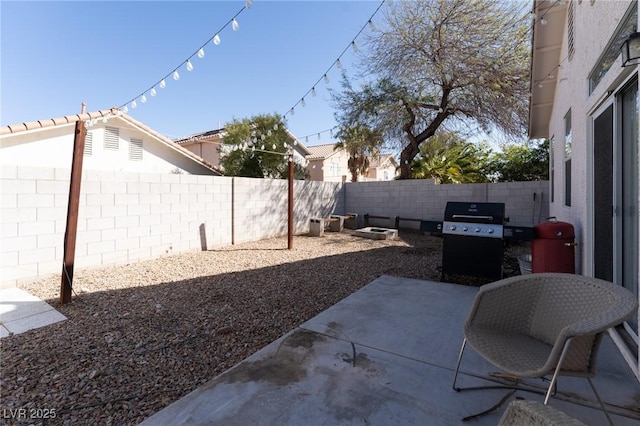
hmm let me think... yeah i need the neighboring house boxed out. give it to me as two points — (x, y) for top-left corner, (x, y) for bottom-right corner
(529, 0), (639, 379)
(365, 153), (398, 181)
(306, 143), (398, 182)
(0, 107), (221, 175)
(174, 127), (312, 172)
(306, 143), (351, 182)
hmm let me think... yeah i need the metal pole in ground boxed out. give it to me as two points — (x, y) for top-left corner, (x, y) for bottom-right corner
(288, 151), (294, 250)
(61, 118), (87, 304)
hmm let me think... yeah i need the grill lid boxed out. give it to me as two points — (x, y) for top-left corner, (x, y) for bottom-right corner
(444, 202), (505, 224)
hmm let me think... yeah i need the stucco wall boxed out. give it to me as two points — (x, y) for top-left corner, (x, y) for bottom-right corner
(546, 0), (636, 274)
(0, 119), (215, 175)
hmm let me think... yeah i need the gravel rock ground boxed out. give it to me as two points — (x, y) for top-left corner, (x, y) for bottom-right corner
(1, 231), (529, 425)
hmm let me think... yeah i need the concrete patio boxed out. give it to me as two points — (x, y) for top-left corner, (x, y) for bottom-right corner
(0, 287), (66, 338)
(140, 276), (640, 425)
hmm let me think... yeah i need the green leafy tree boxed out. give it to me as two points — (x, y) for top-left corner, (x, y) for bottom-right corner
(332, 0), (530, 179)
(410, 132), (491, 183)
(334, 124), (384, 182)
(220, 114), (306, 179)
(488, 139), (549, 182)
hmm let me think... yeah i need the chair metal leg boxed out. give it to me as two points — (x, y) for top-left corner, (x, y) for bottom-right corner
(544, 338), (573, 405)
(587, 378), (614, 426)
(452, 338), (467, 391)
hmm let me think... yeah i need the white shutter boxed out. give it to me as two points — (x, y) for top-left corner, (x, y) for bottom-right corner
(129, 138), (143, 161)
(104, 127), (119, 150)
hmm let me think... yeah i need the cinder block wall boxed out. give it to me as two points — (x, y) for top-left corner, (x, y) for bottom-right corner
(0, 166), (343, 288)
(344, 180), (550, 228)
(1, 164), (545, 288)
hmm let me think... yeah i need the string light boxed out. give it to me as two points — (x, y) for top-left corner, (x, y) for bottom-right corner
(280, 0), (385, 120)
(141, 94), (147, 103)
(118, 3), (251, 112)
(301, 98), (306, 107)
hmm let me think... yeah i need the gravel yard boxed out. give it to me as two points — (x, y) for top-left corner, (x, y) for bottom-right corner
(1, 231), (528, 425)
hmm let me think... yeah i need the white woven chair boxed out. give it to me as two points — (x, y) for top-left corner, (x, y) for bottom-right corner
(498, 400), (587, 426)
(452, 273), (638, 425)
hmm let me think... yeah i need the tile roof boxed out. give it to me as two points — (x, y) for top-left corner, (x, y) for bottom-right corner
(369, 153), (397, 168)
(0, 108), (223, 175)
(306, 143), (341, 160)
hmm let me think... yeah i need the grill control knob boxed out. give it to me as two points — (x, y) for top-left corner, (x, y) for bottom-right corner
(487, 228), (494, 234)
(462, 226), (468, 231)
(450, 225), (456, 231)
(475, 228), (481, 233)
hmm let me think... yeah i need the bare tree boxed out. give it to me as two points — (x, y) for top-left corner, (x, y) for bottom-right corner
(332, 0), (530, 179)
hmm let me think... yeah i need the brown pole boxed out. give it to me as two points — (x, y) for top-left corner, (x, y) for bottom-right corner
(288, 152), (294, 250)
(60, 120), (86, 303)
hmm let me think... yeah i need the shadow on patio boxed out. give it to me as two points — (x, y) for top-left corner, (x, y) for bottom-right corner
(140, 275), (640, 425)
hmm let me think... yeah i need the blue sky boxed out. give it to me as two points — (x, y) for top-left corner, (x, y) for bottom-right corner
(1, 0), (383, 145)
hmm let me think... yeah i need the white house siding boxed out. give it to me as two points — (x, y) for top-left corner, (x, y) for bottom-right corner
(0, 119), (215, 175)
(543, 0), (639, 380)
(546, 0), (635, 274)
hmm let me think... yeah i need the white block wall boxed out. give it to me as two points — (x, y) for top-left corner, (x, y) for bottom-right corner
(1, 164), (545, 288)
(344, 180), (550, 228)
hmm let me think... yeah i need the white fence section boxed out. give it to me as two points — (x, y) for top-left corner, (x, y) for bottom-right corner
(0, 166), (343, 288)
(344, 179), (549, 228)
(1, 164), (548, 288)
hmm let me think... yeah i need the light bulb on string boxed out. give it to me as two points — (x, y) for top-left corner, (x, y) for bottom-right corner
(141, 94), (147, 103)
(272, 144), (276, 150)
(336, 59), (343, 69)
(261, 144), (265, 150)
(122, 106), (129, 113)
(150, 87), (157, 96)
(317, 133), (321, 140)
(290, 107), (295, 116)
(261, 134), (265, 140)
(173, 70), (180, 80)
(198, 48), (205, 58)
(301, 98), (306, 107)
(305, 136), (309, 143)
(323, 74), (330, 84)
(368, 20), (376, 31)
(213, 34), (221, 45)
(131, 100), (137, 109)
(540, 17), (547, 25)
(267, 130), (272, 136)
(186, 60), (193, 72)
(232, 19), (239, 31)
(273, 123), (279, 130)
(351, 41), (359, 52)
(159, 79), (166, 88)
(311, 87), (316, 97)
(245, 0), (253, 8)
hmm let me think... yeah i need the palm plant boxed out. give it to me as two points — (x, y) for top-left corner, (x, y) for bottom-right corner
(410, 132), (490, 184)
(334, 125), (383, 182)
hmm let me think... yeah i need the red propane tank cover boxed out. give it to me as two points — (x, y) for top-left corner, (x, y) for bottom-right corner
(534, 218), (575, 239)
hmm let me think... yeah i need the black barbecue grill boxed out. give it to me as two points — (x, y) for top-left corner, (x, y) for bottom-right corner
(441, 202), (506, 281)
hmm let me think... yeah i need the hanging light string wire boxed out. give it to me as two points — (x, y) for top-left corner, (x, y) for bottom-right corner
(282, 0), (386, 119)
(118, 0), (254, 112)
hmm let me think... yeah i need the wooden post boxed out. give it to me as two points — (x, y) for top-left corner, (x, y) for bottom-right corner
(288, 152), (294, 250)
(60, 120), (86, 304)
